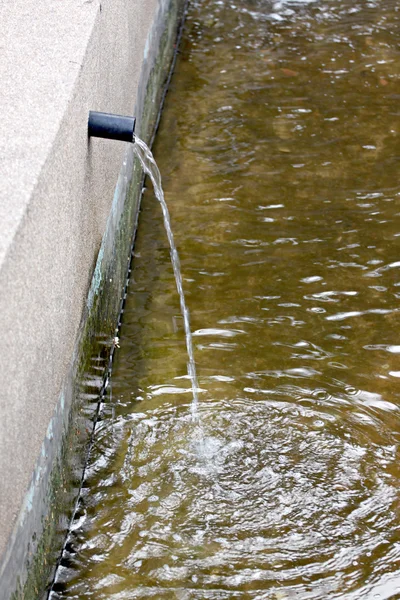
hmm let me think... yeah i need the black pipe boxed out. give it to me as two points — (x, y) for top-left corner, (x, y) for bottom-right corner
(88, 111), (136, 143)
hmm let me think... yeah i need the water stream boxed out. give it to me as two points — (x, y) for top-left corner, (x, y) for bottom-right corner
(53, 0), (400, 598)
(133, 136), (200, 423)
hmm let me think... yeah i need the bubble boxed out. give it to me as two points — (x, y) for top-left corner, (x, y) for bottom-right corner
(345, 386), (358, 395)
(313, 389), (330, 401)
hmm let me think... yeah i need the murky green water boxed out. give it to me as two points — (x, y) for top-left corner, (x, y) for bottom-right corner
(54, 0), (400, 598)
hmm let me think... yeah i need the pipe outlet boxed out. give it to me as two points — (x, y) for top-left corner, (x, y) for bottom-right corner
(88, 111), (136, 143)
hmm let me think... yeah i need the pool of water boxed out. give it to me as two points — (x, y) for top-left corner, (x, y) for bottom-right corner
(53, 0), (400, 598)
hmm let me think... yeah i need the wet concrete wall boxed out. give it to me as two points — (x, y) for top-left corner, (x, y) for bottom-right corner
(0, 0), (185, 597)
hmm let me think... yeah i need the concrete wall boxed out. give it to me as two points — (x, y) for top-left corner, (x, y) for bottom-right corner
(0, 0), (185, 597)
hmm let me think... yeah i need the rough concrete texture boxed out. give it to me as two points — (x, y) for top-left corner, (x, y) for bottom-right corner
(0, 0), (185, 596)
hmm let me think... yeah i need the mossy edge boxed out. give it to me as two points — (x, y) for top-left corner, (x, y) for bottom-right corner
(8, 1), (187, 598)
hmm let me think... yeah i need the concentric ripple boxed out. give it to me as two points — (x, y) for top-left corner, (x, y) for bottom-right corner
(56, 396), (400, 599)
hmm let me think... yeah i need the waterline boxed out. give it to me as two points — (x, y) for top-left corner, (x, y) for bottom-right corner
(133, 135), (200, 422)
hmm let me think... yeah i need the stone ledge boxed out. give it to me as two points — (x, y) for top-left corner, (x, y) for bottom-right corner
(0, 0), (185, 597)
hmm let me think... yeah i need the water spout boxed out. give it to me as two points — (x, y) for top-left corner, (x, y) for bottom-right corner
(86, 112), (200, 420)
(133, 135), (201, 422)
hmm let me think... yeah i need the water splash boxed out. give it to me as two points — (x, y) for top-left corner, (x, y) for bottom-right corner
(133, 135), (200, 422)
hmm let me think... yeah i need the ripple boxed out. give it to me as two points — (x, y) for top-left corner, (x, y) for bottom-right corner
(326, 308), (398, 321)
(193, 328), (246, 337)
(55, 0), (400, 597)
(59, 399), (400, 598)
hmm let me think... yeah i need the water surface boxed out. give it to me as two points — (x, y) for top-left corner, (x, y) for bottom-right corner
(54, 0), (400, 598)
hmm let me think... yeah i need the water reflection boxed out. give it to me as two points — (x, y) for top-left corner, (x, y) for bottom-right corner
(54, 0), (400, 597)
